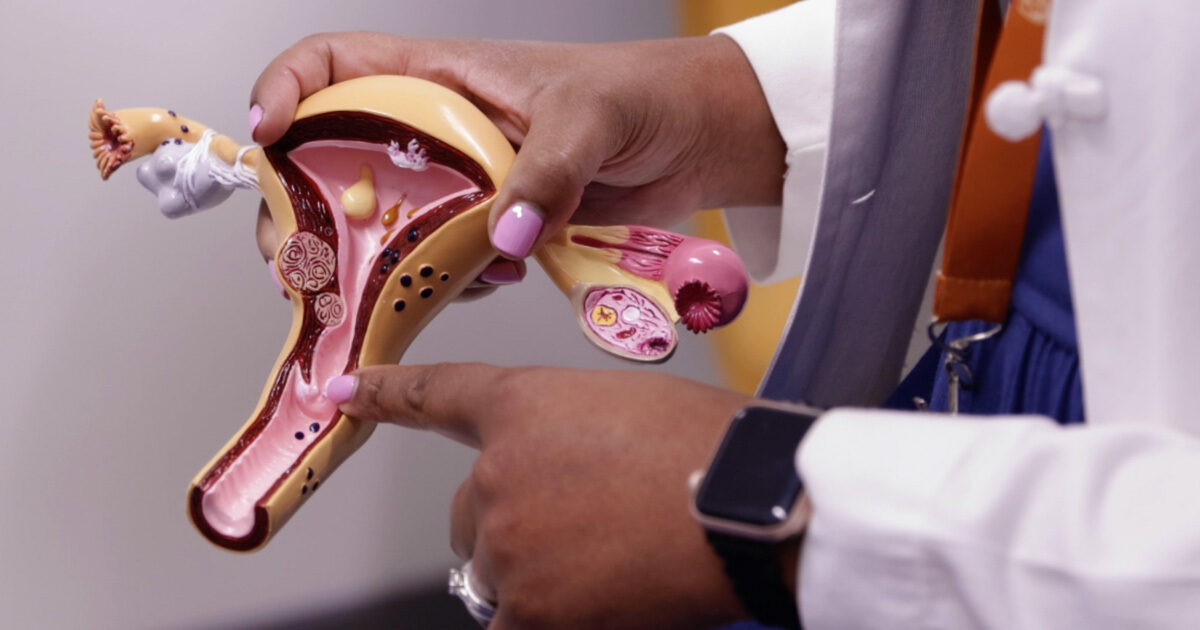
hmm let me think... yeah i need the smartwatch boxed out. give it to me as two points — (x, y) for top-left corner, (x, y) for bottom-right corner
(689, 404), (820, 630)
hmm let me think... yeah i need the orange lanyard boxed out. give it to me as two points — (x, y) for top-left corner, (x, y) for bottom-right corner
(930, 0), (1049, 411)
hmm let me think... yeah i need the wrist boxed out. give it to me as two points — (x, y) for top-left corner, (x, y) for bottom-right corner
(698, 33), (787, 208)
(691, 404), (818, 629)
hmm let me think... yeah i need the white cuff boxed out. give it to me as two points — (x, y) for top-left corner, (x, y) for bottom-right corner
(795, 409), (987, 627)
(788, 409), (1188, 629)
(714, 0), (835, 284)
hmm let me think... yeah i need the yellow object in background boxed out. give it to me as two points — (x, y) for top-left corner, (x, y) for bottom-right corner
(679, 0), (795, 38)
(678, 0), (801, 394)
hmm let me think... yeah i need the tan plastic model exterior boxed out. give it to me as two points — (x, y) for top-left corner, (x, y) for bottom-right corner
(89, 100), (257, 179)
(91, 75), (710, 551)
(189, 76), (516, 551)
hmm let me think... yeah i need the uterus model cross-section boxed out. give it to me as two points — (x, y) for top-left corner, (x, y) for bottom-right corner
(88, 76), (749, 552)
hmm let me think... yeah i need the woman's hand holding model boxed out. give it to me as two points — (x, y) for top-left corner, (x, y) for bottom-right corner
(252, 32), (789, 629)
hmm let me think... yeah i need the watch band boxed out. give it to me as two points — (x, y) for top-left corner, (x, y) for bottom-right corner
(706, 531), (802, 630)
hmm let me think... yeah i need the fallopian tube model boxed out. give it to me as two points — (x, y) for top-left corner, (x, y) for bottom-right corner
(88, 76), (748, 552)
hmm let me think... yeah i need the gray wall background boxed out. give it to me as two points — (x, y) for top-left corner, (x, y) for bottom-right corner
(0, 2), (717, 628)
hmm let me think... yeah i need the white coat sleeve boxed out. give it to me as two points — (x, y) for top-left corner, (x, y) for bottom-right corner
(797, 409), (1200, 629)
(713, 0), (835, 284)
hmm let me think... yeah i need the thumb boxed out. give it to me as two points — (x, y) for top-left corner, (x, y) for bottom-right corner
(488, 106), (617, 260)
(324, 363), (508, 448)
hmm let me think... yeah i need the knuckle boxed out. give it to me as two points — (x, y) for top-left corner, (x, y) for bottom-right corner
(297, 32), (332, 47)
(556, 155), (592, 192)
(519, 153), (586, 200)
(401, 364), (441, 422)
(356, 374), (387, 417)
(470, 453), (506, 495)
(489, 367), (539, 409)
(478, 512), (520, 567)
(559, 80), (624, 134)
(580, 83), (622, 124)
(449, 535), (471, 562)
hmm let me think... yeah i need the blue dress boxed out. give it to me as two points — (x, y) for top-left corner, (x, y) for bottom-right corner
(724, 135), (1082, 630)
(888, 133), (1084, 423)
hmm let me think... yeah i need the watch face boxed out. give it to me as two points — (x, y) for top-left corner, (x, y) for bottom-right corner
(695, 407), (813, 526)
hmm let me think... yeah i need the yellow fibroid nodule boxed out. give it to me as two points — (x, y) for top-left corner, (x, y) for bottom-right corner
(341, 165), (376, 219)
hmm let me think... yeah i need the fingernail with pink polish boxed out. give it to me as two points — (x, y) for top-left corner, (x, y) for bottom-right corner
(325, 375), (357, 404)
(491, 201), (544, 259)
(249, 104), (264, 141)
(479, 260), (523, 285)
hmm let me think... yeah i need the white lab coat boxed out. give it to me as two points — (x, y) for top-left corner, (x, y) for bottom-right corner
(718, 1), (1200, 628)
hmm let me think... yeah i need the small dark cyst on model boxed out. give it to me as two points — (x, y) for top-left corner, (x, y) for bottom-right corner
(400, 274), (412, 287)
(168, 110), (176, 117)
(440, 272), (450, 282)
(420, 265), (433, 277)
(420, 287), (433, 298)
(394, 299), (406, 312)
(309, 422), (320, 433)
(307, 467), (314, 480)
(312, 482), (320, 491)
(301, 485), (308, 495)
(174, 138), (182, 145)
(407, 228), (419, 242)
(294, 431), (304, 440)
(380, 264), (390, 274)
(180, 125), (189, 133)
(390, 251), (400, 264)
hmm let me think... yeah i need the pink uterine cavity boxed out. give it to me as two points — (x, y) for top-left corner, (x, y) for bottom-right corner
(582, 286), (676, 360)
(278, 231), (337, 293)
(200, 140), (479, 538)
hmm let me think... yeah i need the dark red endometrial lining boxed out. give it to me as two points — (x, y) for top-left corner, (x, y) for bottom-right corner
(189, 112), (494, 550)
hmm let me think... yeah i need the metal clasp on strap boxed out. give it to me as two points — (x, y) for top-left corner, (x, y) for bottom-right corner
(927, 321), (1003, 414)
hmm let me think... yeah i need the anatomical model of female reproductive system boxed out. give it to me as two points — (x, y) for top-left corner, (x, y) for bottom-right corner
(88, 76), (749, 551)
